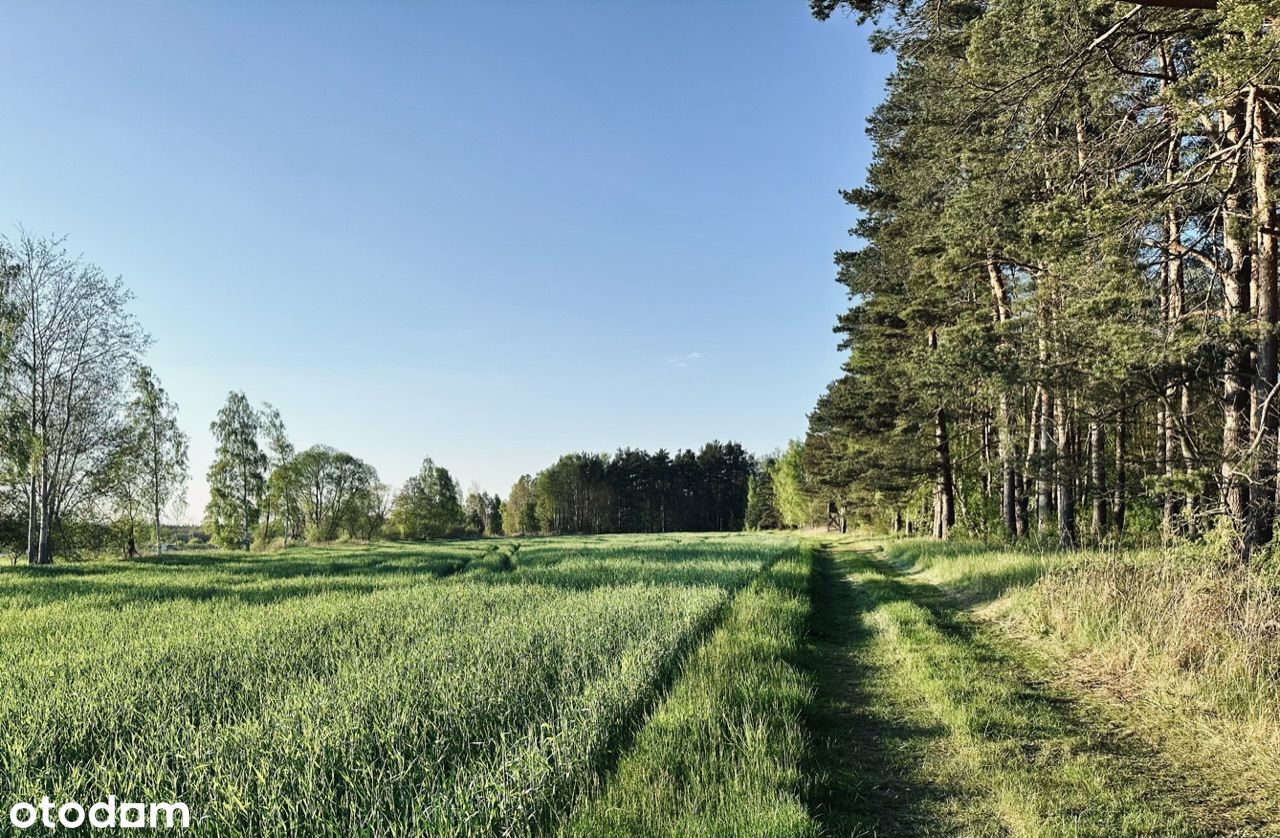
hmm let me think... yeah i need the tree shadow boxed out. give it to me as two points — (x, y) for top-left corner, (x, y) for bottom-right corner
(817, 546), (1209, 836)
(802, 546), (960, 837)
(882, 539), (1051, 610)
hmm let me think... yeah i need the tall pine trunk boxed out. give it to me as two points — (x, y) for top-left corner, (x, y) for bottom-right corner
(1090, 420), (1107, 537)
(987, 258), (1019, 538)
(1161, 46), (1192, 540)
(1056, 396), (1076, 548)
(1112, 409), (1127, 534)
(1249, 85), (1278, 551)
(933, 407), (954, 539)
(1222, 98), (1254, 559)
(1037, 384), (1055, 534)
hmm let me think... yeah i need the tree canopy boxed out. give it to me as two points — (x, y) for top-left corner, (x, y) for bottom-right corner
(804, 0), (1279, 556)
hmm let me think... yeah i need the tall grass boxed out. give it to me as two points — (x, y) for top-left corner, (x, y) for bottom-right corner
(563, 546), (817, 837)
(884, 538), (1280, 828)
(0, 533), (793, 835)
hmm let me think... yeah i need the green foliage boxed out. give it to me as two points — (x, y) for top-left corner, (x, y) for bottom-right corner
(521, 443), (753, 535)
(464, 486), (503, 536)
(505, 474), (539, 535)
(745, 458), (783, 530)
(124, 366), (189, 552)
(534, 453), (612, 534)
(388, 456), (466, 539)
(204, 391), (267, 550)
(807, 0), (1280, 548)
(288, 444), (379, 541)
(772, 440), (813, 529)
(6, 232), (147, 563)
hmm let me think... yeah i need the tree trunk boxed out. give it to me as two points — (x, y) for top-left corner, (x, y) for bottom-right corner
(999, 390), (1018, 538)
(1090, 420), (1107, 537)
(1056, 397), (1076, 548)
(1037, 385), (1055, 534)
(37, 493), (53, 565)
(1179, 384), (1197, 538)
(1162, 394), (1180, 541)
(934, 408), (955, 540)
(987, 258), (1019, 538)
(981, 410), (993, 500)
(1250, 85), (1278, 550)
(26, 475), (38, 565)
(1013, 469), (1029, 538)
(26, 356), (38, 565)
(1025, 385), (1041, 529)
(1113, 409), (1127, 535)
(1163, 221), (1185, 539)
(1161, 46), (1189, 540)
(1223, 98), (1254, 560)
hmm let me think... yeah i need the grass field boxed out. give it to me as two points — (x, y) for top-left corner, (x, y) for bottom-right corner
(878, 538), (1280, 833)
(563, 544), (815, 837)
(804, 536), (1280, 836)
(0, 533), (797, 835)
(6, 532), (1279, 835)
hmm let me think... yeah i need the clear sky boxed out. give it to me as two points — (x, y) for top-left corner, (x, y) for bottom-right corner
(0, 1), (890, 522)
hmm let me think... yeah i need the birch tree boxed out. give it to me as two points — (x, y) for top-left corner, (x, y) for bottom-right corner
(125, 365), (188, 553)
(7, 232), (146, 563)
(205, 391), (266, 550)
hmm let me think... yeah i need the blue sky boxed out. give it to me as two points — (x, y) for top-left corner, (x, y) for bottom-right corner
(0, 1), (889, 521)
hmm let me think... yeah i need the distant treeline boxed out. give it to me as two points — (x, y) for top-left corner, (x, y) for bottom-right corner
(0, 231), (794, 560)
(200, 383), (782, 545)
(207, 419), (774, 545)
(505, 443), (755, 535)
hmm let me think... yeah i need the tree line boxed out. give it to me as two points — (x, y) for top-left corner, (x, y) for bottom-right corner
(201, 390), (486, 546)
(201, 386), (781, 543)
(0, 232), (793, 559)
(800, 0), (1278, 558)
(502, 443), (757, 535)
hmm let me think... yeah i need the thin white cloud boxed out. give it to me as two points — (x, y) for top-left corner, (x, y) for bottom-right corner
(667, 352), (704, 368)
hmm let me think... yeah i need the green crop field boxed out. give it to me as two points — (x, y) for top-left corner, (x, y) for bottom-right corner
(0, 533), (803, 836)
(6, 533), (1279, 836)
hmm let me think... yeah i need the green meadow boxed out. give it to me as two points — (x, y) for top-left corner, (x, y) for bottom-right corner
(0, 534), (800, 836)
(6, 533), (1279, 835)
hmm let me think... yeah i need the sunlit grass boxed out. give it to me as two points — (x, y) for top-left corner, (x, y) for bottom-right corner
(563, 545), (818, 837)
(813, 541), (1200, 835)
(879, 537), (1280, 831)
(0, 533), (795, 836)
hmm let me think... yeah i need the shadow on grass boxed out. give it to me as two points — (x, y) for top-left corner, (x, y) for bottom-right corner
(806, 542), (1208, 836)
(802, 546), (957, 837)
(536, 550), (794, 834)
(882, 538), (1051, 609)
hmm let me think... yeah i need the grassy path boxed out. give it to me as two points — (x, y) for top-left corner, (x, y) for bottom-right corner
(805, 539), (1218, 837)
